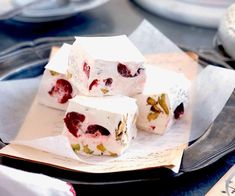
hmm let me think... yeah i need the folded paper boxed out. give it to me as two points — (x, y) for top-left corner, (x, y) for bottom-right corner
(1, 21), (234, 174)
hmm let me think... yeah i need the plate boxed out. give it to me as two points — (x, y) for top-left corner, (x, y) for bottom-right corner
(0, 39), (234, 188)
(10, 0), (109, 22)
(133, 0), (231, 28)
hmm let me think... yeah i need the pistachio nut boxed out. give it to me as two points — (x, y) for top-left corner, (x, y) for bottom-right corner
(49, 70), (59, 76)
(97, 143), (106, 152)
(71, 144), (80, 152)
(146, 97), (157, 105)
(83, 144), (94, 154)
(158, 94), (169, 115)
(147, 112), (159, 122)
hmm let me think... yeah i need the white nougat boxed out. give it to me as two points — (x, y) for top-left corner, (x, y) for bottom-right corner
(68, 35), (146, 96)
(134, 65), (191, 134)
(136, 93), (172, 135)
(37, 44), (78, 110)
(63, 95), (138, 156)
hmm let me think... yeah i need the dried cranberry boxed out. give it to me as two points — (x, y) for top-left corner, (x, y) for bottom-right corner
(89, 79), (99, 91)
(48, 79), (73, 104)
(86, 124), (110, 136)
(117, 63), (132, 77)
(103, 78), (113, 86)
(117, 63), (144, 78)
(134, 68), (144, 77)
(174, 103), (184, 119)
(64, 112), (85, 137)
(83, 62), (90, 78)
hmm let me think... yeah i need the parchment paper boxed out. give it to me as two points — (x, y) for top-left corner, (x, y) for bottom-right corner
(0, 21), (234, 174)
(0, 77), (40, 142)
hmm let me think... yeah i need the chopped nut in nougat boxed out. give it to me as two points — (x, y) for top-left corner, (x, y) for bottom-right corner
(134, 64), (190, 134)
(37, 44), (78, 110)
(137, 94), (171, 135)
(63, 95), (138, 156)
(68, 35), (146, 96)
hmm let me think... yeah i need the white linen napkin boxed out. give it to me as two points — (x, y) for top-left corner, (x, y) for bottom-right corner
(0, 165), (76, 196)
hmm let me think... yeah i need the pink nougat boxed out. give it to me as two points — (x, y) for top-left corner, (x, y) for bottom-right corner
(68, 35), (146, 96)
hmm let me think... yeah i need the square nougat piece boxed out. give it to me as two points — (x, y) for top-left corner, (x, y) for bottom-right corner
(68, 35), (146, 96)
(63, 95), (138, 156)
(38, 43), (78, 110)
(134, 65), (191, 134)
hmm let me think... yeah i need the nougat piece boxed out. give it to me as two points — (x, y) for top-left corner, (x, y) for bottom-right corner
(68, 35), (146, 96)
(134, 65), (191, 134)
(136, 93), (172, 135)
(63, 95), (138, 156)
(37, 44), (77, 110)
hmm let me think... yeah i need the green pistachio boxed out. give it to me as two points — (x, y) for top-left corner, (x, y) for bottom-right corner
(158, 94), (169, 115)
(115, 114), (128, 140)
(150, 104), (162, 113)
(71, 144), (80, 152)
(108, 151), (118, 157)
(146, 97), (157, 105)
(116, 120), (127, 141)
(83, 144), (94, 154)
(101, 88), (109, 94)
(49, 70), (59, 76)
(147, 112), (159, 122)
(67, 71), (72, 79)
(97, 143), (106, 152)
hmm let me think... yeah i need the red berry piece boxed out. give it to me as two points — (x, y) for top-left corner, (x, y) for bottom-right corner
(117, 63), (132, 77)
(64, 112), (85, 137)
(117, 63), (144, 78)
(48, 79), (73, 104)
(89, 79), (99, 91)
(86, 124), (110, 136)
(83, 62), (90, 78)
(103, 78), (113, 86)
(174, 103), (184, 119)
(134, 68), (145, 77)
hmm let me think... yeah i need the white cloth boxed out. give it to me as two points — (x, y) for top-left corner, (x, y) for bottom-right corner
(0, 165), (76, 196)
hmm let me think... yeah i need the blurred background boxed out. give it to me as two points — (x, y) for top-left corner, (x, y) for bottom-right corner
(0, 0), (234, 50)
(0, 0), (234, 79)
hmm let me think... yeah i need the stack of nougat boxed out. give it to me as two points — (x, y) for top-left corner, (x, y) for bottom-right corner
(38, 35), (190, 156)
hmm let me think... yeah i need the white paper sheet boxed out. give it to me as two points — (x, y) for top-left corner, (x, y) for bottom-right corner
(190, 66), (235, 140)
(129, 20), (183, 54)
(8, 65), (234, 165)
(0, 77), (41, 142)
(0, 20), (234, 174)
(11, 96), (190, 164)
